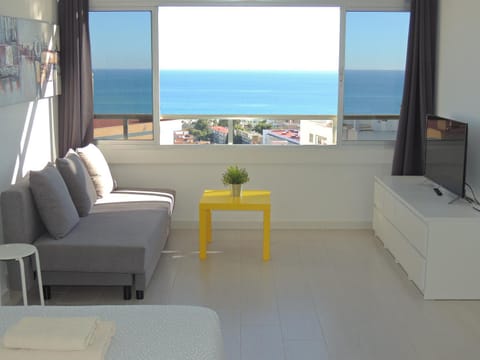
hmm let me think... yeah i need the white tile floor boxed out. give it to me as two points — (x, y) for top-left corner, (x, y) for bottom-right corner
(25, 229), (480, 359)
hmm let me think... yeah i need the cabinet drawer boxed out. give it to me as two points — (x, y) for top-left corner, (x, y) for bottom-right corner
(394, 201), (428, 256)
(374, 182), (384, 209)
(383, 219), (426, 292)
(401, 238), (426, 292)
(373, 207), (384, 240)
(381, 217), (399, 256)
(383, 190), (396, 221)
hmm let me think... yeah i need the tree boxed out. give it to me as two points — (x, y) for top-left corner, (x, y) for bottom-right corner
(253, 120), (272, 134)
(193, 119), (210, 131)
(218, 119), (229, 127)
(182, 119), (214, 143)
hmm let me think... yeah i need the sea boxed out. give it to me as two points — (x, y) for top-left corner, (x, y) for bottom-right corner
(92, 69), (404, 115)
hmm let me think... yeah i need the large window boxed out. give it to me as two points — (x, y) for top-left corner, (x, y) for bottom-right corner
(89, 7), (409, 145)
(342, 11), (410, 141)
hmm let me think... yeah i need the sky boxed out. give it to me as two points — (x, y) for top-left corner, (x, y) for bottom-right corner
(157, 7), (339, 71)
(345, 12), (410, 70)
(90, 11), (152, 70)
(90, 7), (409, 71)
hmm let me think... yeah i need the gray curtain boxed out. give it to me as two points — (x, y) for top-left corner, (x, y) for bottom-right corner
(392, 0), (438, 175)
(58, 0), (93, 157)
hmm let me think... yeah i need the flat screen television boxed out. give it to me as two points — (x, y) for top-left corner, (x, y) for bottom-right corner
(424, 115), (468, 198)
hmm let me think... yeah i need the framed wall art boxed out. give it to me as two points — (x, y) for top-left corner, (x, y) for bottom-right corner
(0, 15), (60, 107)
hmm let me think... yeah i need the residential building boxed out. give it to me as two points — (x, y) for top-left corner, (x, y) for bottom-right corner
(263, 129), (300, 145)
(211, 125), (228, 144)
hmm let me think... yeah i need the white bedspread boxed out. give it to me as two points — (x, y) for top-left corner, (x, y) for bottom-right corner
(0, 305), (224, 360)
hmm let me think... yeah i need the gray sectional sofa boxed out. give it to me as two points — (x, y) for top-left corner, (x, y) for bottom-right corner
(1, 144), (175, 300)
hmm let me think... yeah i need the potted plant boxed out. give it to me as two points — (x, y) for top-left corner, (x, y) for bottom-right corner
(222, 165), (249, 197)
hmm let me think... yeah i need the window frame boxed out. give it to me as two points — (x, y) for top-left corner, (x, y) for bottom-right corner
(89, 1), (410, 147)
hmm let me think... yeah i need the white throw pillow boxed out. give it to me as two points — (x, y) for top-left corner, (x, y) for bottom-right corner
(76, 144), (115, 198)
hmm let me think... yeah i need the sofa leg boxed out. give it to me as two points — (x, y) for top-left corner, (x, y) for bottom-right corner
(136, 290), (144, 300)
(43, 286), (51, 300)
(123, 286), (132, 300)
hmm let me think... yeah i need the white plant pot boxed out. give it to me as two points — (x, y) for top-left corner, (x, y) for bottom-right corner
(231, 184), (242, 197)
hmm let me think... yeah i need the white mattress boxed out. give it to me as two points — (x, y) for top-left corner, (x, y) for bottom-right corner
(0, 305), (224, 360)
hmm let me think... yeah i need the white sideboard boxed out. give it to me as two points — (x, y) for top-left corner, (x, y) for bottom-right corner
(373, 176), (480, 299)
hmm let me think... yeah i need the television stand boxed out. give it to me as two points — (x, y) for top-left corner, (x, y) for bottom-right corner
(373, 175), (480, 299)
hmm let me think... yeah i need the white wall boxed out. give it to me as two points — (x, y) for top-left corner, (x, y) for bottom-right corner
(102, 143), (395, 229)
(437, 0), (480, 195)
(0, 0), (58, 302)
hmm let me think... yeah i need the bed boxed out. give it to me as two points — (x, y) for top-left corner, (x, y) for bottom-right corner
(0, 305), (224, 360)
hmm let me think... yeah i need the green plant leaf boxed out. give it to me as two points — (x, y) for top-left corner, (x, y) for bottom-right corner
(222, 165), (250, 185)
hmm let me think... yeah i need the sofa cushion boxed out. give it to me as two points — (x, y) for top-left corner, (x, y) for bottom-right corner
(29, 164), (79, 239)
(96, 188), (176, 215)
(77, 144), (115, 198)
(56, 150), (98, 217)
(35, 202), (170, 274)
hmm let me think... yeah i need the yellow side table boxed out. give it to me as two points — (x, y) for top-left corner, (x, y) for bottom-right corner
(198, 189), (271, 261)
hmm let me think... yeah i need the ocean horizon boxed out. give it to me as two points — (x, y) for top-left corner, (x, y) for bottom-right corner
(93, 69), (404, 116)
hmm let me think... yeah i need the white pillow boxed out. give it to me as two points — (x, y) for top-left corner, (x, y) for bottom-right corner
(76, 144), (115, 198)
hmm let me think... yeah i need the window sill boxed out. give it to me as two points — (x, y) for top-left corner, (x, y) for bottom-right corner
(98, 141), (395, 166)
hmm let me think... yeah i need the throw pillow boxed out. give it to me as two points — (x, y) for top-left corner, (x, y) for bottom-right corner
(29, 163), (79, 239)
(76, 143), (115, 198)
(56, 149), (98, 216)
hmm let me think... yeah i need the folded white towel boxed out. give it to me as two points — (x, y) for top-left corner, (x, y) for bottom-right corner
(3, 316), (99, 351)
(0, 320), (116, 360)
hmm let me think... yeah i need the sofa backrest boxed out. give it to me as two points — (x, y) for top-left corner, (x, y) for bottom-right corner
(1, 177), (46, 245)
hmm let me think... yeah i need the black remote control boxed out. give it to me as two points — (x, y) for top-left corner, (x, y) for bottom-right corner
(434, 188), (443, 196)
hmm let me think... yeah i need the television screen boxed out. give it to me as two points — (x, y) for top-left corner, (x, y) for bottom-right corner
(424, 115), (468, 198)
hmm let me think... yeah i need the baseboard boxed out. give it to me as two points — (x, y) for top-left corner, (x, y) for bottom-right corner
(172, 220), (371, 230)
(271, 221), (372, 230)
